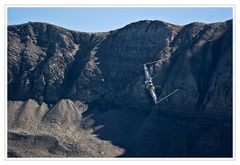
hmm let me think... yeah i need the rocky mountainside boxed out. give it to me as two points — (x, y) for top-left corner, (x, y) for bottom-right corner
(8, 20), (232, 157)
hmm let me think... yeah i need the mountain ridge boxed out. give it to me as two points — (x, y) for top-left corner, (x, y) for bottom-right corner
(8, 19), (233, 157)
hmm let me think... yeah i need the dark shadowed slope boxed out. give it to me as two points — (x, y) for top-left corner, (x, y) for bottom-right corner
(8, 20), (232, 157)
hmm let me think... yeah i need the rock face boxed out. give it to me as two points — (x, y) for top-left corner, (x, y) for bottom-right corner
(8, 20), (232, 157)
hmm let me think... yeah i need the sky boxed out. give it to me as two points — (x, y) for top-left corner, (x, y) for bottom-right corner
(8, 7), (233, 32)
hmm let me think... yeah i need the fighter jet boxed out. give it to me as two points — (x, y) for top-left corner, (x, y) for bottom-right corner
(143, 60), (178, 104)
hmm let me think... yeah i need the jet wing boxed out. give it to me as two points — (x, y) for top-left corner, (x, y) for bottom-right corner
(149, 88), (179, 104)
(156, 89), (179, 104)
(149, 88), (158, 104)
(144, 65), (151, 81)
